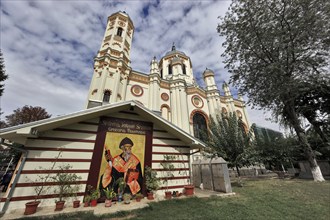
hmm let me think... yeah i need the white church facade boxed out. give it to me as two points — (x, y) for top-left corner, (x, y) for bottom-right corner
(86, 11), (251, 138)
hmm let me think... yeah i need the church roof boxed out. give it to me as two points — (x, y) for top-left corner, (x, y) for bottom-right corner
(108, 11), (134, 29)
(165, 50), (186, 56)
(165, 44), (186, 57)
(0, 100), (205, 149)
(203, 68), (215, 77)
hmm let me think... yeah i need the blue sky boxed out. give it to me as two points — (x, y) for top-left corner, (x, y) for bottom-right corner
(0, 0), (282, 132)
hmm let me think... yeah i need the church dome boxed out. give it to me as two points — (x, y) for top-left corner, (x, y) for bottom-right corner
(165, 44), (186, 57)
(203, 68), (215, 78)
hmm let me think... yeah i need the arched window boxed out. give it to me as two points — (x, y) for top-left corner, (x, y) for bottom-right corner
(193, 113), (208, 141)
(161, 106), (170, 120)
(222, 107), (228, 116)
(236, 110), (242, 118)
(240, 122), (248, 134)
(160, 69), (163, 78)
(103, 90), (111, 103)
(117, 27), (123, 37)
(182, 64), (186, 75)
(168, 65), (172, 75)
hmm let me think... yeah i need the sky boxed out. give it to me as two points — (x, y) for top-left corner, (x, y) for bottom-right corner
(0, 0), (283, 132)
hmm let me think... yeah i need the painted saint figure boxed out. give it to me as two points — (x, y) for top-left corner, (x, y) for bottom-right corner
(100, 137), (143, 195)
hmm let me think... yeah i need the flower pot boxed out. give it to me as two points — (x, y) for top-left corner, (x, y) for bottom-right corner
(90, 199), (98, 207)
(73, 200), (80, 208)
(147, 192), (154, 200)
(165, 191), (172, 199)
(136, 197), (142, 202)
(124, 199), (130, 204)
(84, 201), (90, 207)
(184, 185), (194, 196)
(105, 199), (112, 207)
(24, 201), (40, 215)
(55, 201), (65, 211)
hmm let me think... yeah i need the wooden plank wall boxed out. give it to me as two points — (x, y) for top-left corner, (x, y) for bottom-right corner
(152, 126), (191, 194)
(2, 119), (99, 211)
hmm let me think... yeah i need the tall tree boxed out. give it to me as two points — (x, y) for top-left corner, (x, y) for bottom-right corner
(203, 112), (254, 176)
(5, 105), (51, 127)
(0, 49), (9, 96)
(218, 0), (330, 181)
(295, 79), (330, 145)
(253, 131), (302, 171)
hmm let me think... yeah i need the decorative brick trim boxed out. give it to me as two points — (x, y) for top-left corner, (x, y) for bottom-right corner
(160, 104), (171, 112)
(189, 109), (209, 124)
(191, 95), (204, 108)
(131, 84), (144, 97)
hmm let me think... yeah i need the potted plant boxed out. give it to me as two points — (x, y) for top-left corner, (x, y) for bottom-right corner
(83, 195), (91, 207)
(145, 166), (160, 200)
(51, 164), (82, 211)
(103, 188), (116, 207)
(72, 198), (80, 208)
(115, 177), (126, 202)
(178, 155), (194, 196)
(123, 193), (132, 204)
(160, 155), (176, 199)
(135, 193), (143, 202)
(24, 173), (51, 215)
(184, 179), (194, 196)
(90, 189), (100, 207)
(24, 152), (62, 215)
(71, 184), (81, 208)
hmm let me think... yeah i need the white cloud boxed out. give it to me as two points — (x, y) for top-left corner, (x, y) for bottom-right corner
(0, 0), (283, 132)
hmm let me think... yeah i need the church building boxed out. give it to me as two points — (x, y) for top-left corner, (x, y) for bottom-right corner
(0, 11), (249, 215)
(86, 11), (250, 138)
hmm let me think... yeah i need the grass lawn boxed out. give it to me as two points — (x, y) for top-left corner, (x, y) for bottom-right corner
(21, 178), (330, 220)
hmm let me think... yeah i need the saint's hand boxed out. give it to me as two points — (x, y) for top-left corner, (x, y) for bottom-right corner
(105, 149), (112, 162)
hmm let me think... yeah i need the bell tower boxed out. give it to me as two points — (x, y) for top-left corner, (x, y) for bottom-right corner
(203, 68), (221, 115)
(86, 11), (134, 108)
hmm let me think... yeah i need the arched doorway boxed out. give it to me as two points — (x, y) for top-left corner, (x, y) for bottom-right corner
(192, 112), (208, 141)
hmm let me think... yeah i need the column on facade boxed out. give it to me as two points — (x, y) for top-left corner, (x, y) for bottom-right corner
(175, 86), (182, 128)
(223, 82), (235, 113)
(170, 87), (178, 125)
(149, 57), (160, 111)
(120, 75), (129, 101)
(179, 85), (189, 132)
(149, 79), (160, 111)
(207, 93), (215, 116)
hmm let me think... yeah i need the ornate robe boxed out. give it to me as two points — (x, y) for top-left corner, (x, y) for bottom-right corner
(101, 153), (142, 195)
